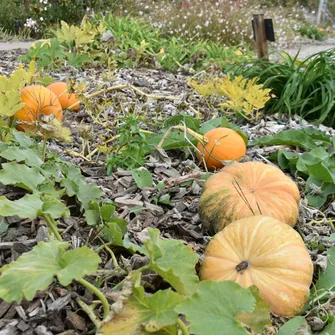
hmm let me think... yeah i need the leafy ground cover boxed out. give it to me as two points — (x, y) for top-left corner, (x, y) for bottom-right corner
(0, 44), (334, 335)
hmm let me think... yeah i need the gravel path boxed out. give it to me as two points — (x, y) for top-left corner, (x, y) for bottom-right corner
(0, 41), (33, 50)
(0, 38), (335, 57)
(285, 38), (335, 58)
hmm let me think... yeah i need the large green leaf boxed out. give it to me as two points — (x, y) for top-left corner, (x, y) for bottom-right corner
(41, 195), (70, 218)
(277, 316), (310, 335)
(236, 286), (271, 333)
(144, 228), (199, 296)
(313, 247), (335, 302)
(132, 287), (183, 331)
(0, 147), (43, 167)
(98, 287), (180, 335)
(0, 240), (101, 302)
(0, 162), (45, 192)
(0, 194), (43, 219)
(176, 281), (255, 335)
(131, 167), (153, 188)
(250, 130), (319, 149)
(305, 176), (335, 208)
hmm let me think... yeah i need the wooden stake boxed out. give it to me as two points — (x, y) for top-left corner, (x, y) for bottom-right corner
(253, 14), (268, 60)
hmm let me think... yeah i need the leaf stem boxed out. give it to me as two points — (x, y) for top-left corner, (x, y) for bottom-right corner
(77, 278), (110, 319)
(41, 213), (63, 241)
(104, 244), (119, 269)
(75, 296), (101, 328)
(177, 318), (190, 335)
(158, 124), (209, 148)
(41, 135), (47, 162)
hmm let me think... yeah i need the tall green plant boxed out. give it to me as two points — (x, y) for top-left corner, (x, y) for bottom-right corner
(236, 50), (335, 127)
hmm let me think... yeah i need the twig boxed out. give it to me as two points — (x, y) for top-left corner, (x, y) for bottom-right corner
(0, 239), (37, 250)
(164, 171), (207, 187)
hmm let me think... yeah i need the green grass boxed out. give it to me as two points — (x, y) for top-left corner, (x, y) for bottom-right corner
(235, 49), (335, 127)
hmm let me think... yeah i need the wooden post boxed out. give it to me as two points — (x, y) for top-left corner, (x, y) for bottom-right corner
(253, 14), (268, 60)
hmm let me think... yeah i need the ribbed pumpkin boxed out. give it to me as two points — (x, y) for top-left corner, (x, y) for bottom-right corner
(199, 161), (300, 233)
(13, 85), (63, 131)
(196, 127), (246, 170)
(47, 82), (80, 111)
(200, 215), (313, 317)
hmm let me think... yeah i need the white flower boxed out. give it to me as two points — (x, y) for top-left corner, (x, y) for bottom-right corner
(44, 6), (47, 10)
(40, 17), (44, 21)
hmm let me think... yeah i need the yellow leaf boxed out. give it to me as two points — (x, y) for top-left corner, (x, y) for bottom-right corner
(188, 79), (216, 97)
(55, 21), (77, 43)
(140, 39), (149, 49)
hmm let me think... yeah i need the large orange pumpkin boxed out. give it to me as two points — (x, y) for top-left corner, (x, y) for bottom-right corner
(13, 85), (63, 131)
(200, 215), (314, 317)
(196, 127), (246, 170)
(47, 82), (80, 111)
(199, 161), (300, 233)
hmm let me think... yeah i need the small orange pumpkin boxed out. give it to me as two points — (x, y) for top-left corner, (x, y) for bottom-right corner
(47, 82), (79, 111)
(200, 215), (314, 317)
(13, 85), (63, 131)
(196, 127), (246, 170)
(199, 161), (300, 233)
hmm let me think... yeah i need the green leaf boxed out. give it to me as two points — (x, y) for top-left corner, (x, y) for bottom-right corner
(164, 114), (200, 131)
(199, 117), (224, 134)
(102, 218), (128, 246)
(61, 178), (78, 197)
(144, 228), (199, 296)
(101, 204), (115, 222)
(236, 286), (271, 334)
(77, 180), (104, 210)
(319, 319), (335, 335)
(11, 129), (35, 148)
(176, 281), (256, 335)
(0, 147), (43, 167)
(305, 176), (335, 208)
(200, 116), (248, 146)
(0, 194), (43, 219)
(277, 316), (310, 335)
(131, 168), (153, 188)
(0, 162), (45, 192)
(250, 130), (319, 149)
(41, 195), (70, 218)
(149, 132), (193, 151)
(313, 247), (335, 302)
(0, 240), (101, 302)
(131, 287), (183, 331)
(98, 294), (178, 335)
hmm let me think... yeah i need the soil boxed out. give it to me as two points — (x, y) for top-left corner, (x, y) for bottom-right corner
(0, 46), (334, 335)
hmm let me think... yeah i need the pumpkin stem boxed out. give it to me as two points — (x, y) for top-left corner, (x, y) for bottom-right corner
(235, 260), (250, 273)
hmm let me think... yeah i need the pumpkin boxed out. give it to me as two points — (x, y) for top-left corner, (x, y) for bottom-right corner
(47, 82), (80, 111)
(199, 161), (300, 233)
(200, 215), (314, 317)
(13, 85), (63, 131)
(196, 127), (246, 170)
